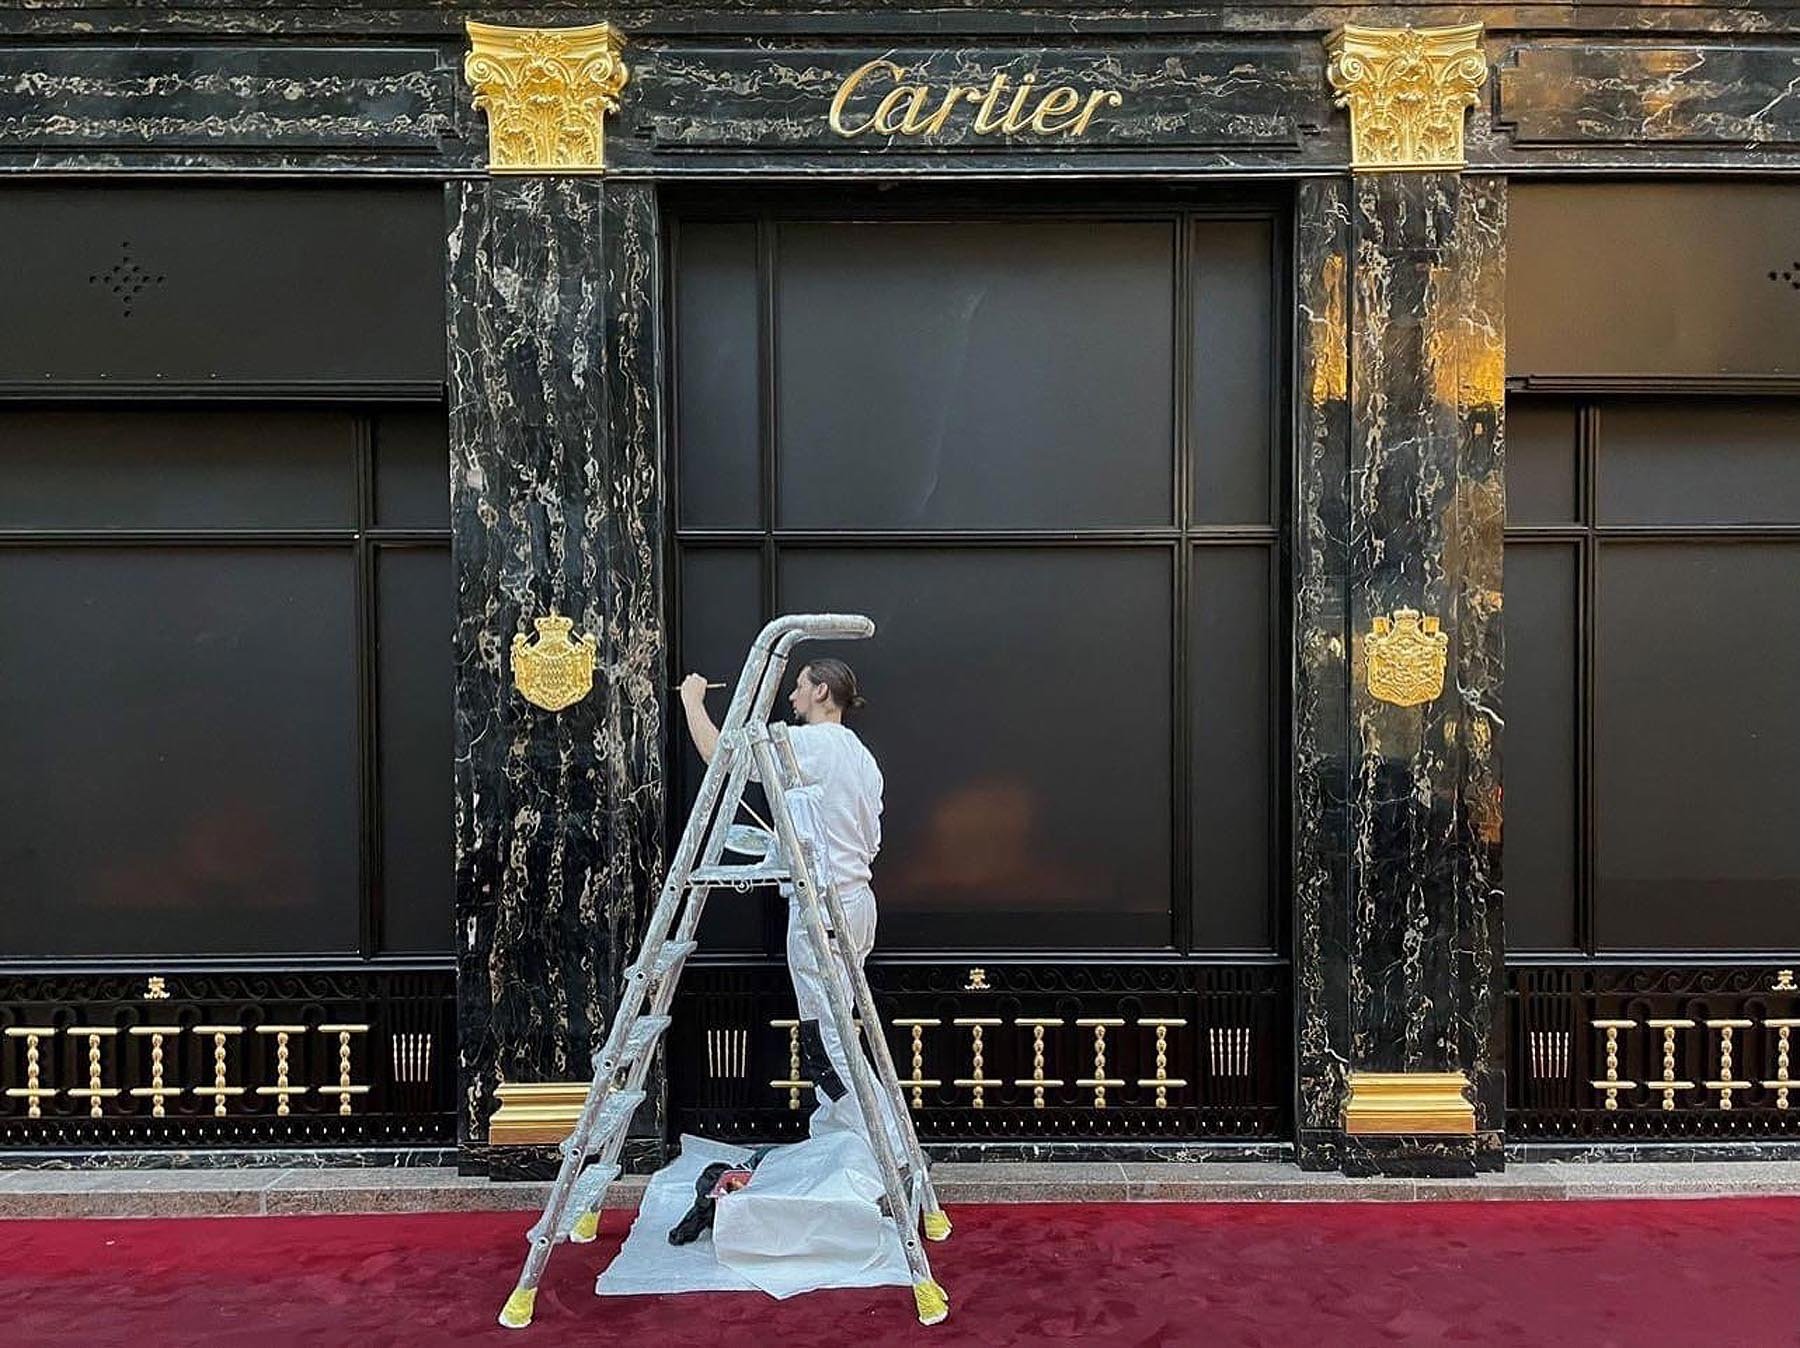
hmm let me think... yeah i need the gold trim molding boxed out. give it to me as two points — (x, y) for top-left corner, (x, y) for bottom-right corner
(490, 1081), (589, 1144)
(1343, 1071), (1476, 1135)
(1366, 608), (1449, 707)
(1325, 24), (1487, 172)
(463, 20), (629, 174)
(511, 611), (598, 712)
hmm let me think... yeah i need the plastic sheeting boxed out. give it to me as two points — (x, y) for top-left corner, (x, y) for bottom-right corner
(595, 1133), (910, 1301)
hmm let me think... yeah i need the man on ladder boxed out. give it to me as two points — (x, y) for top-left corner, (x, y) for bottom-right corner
(678, 657), (902, 1150)
(495, 615), (949, 1330)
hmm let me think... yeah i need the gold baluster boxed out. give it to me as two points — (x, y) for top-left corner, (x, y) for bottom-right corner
(952, 1018), (1002, 1108)
(769, 1019), (811, 1110)
(128, 1026), (184, 1118)
(1704, 1018), (1754, 1111)
(1135, 1017), (1188, 1109)
(1012, 1017), (1064, 1109)
(64, 1027), (122, 1119)
(314, 1025), (371, 1116)
(1589, 1019), (1638, 1111)
(1763, 1019), (1799, 1110)
(892, 1018), (942, 1110)
(190, 1025), (247, 1117)
(1076, 1018), (1126, 1109)
(252, 1025), (308, 1117)
(4, 1027), (59, 1119)
(1645, 1019), (1696, 1112)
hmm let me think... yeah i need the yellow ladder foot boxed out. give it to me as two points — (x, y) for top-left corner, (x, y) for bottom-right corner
(498, 1286), (538, 1329)
(922, 1209), (952, 1242)
(570, 1209), (600, 1243)
(913, 1278), (950, 1325)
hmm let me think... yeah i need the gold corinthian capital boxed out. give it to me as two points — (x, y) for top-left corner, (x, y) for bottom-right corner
(464, 19), (630, 173)
(1325, 23), (1487, 172)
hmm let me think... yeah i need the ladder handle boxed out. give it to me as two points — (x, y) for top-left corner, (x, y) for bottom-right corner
(754, 613), (876, 648)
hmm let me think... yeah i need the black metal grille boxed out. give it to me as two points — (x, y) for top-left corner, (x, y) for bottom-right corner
(670, 959), (1288, 1143)
(0, 969), (455, 1149)
(1509, 964), (1800, 1140)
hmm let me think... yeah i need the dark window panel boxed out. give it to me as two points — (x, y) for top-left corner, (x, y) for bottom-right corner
(1504, 542), (1579, 951)
(1505, 397), (1580, 526)
(778, 547), (1173, 950)
(0, 186), (445, 386)
(676, 223), (762, 531)
(377, 546), (453, 954)
(1190, 219), (1274, 526)
(775, 220), (1175, 531)
(678, 547), (768, 952)
(0, 408), (356, 530)
(0, 547), (359, 957)
(374, 407), (450, 530)
(1189, 545), (1273, 949)
(1598, 399), (1800, 527)
(1595, 542), (1800, 951)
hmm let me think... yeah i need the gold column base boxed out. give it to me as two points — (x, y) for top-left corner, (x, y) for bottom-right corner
(489, 1081), (589, 1145)
(1342, 1071), (1475, 1135)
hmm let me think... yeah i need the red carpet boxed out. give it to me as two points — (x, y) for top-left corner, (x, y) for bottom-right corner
(3, 1199), (1797, 1347)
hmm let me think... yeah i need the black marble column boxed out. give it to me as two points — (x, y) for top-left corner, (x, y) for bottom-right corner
(1341, 173), (1506, 1176)
(1292, 177), (1354, 1172)
(447, 178), (666, 1176)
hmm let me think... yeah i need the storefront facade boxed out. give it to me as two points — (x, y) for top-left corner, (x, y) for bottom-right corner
(1, 3), (1796, 1178)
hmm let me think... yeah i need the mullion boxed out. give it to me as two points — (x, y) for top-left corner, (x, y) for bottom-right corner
(1578, 401), (1600, 956)
(356, 414), (381, 961)
(1172, 211), (1194, 955)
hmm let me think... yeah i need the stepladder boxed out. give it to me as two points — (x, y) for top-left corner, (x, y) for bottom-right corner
(498, 613), (952, 1330)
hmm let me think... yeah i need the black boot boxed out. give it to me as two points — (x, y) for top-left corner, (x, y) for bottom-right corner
(668, 1162), (732, 1245)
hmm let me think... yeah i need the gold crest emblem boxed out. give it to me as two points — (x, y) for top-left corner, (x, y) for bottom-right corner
(1366, 608), (1449, 707)
(511, 612), (598, 712)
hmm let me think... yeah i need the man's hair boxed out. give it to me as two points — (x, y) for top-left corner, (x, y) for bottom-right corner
(801, 658), (866, 713)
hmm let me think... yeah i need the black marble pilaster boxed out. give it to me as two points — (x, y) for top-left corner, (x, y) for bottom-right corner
(447, 177), (666, 1172)
(1292, 177), (1353, 1173)
(1341, 172), (1505, 1177)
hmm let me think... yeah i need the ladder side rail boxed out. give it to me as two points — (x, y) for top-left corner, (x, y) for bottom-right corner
(750, 732), (933, 1291)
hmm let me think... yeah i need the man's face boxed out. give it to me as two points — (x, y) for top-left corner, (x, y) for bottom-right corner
(789, 667), (824, 724)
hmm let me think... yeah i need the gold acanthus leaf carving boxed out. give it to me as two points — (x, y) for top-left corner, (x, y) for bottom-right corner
(1325, 23), (1488, 172)
(1366, 608), (1450, 708)
(464, 20), (629, 174)
(511, 612), (598, 712)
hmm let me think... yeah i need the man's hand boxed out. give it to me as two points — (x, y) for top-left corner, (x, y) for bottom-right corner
(679, 672), (712, 708)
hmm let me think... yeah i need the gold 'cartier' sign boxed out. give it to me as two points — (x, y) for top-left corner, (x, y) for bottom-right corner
(464, 20), (629, 173)
(511, 612), (598, 712)
(1325, 23), (1487, 172)
(829, 59), (1123, 140)
(1366, 608), (1449, 707)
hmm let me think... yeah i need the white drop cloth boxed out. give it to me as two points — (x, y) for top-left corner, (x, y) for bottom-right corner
(594, 1132), (911, 1301)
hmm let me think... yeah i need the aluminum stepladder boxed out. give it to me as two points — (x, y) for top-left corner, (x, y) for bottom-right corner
(498, 612), (952, 1330)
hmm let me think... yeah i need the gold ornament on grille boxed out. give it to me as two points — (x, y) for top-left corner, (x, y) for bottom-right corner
(464, 20), (629, 174)
(1325, 24), (1488, 172)
(1366, 609), (1449, 707)
(511, 612), (598, 712)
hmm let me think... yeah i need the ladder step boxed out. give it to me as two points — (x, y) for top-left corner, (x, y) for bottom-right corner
(525, 1163), (621, 1245)
(649, 940), (697, 979)
(594, 1088), (647, 1137)
(690, 863), (791, 887)
(622, 1015), (671, 1060)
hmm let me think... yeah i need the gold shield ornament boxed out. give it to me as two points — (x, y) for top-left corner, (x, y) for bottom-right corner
(1366, 608), (1449, 707)
(511, 612), (598, 712)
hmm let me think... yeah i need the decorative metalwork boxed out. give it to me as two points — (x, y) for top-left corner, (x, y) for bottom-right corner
(1013, 1017), (1063, 1109)
(1325, 23), (1488, 172)
(87, 240), (165, 319)
(144, 976), (170, 1001)
(510, 612), (598, 712)
(1589, 1020), (1637, 1111)
(1366, 609), (1450, 707)
(893, 1018), (941, 1110)
(1764, 1020), (1798, 1111)
(769, 1018), (811, 1111)
(1137, 1017), (1187, 1109)
(1775, 969), (1797, 992)
(489, 1082), (590, 1145)
(463, 20), (629, 174)
(964, 967), (990, 992)
(953, 1018), (1002, 1109)
(0, 969), (453, 1148)
(1647, 1019), (1697, 1113)
(1076, 1018), (1125, 1110)
(1704, 1019), (1754, 1111)
(669, 962), (1287, 1144)
(64, 1027), (120, 1119)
